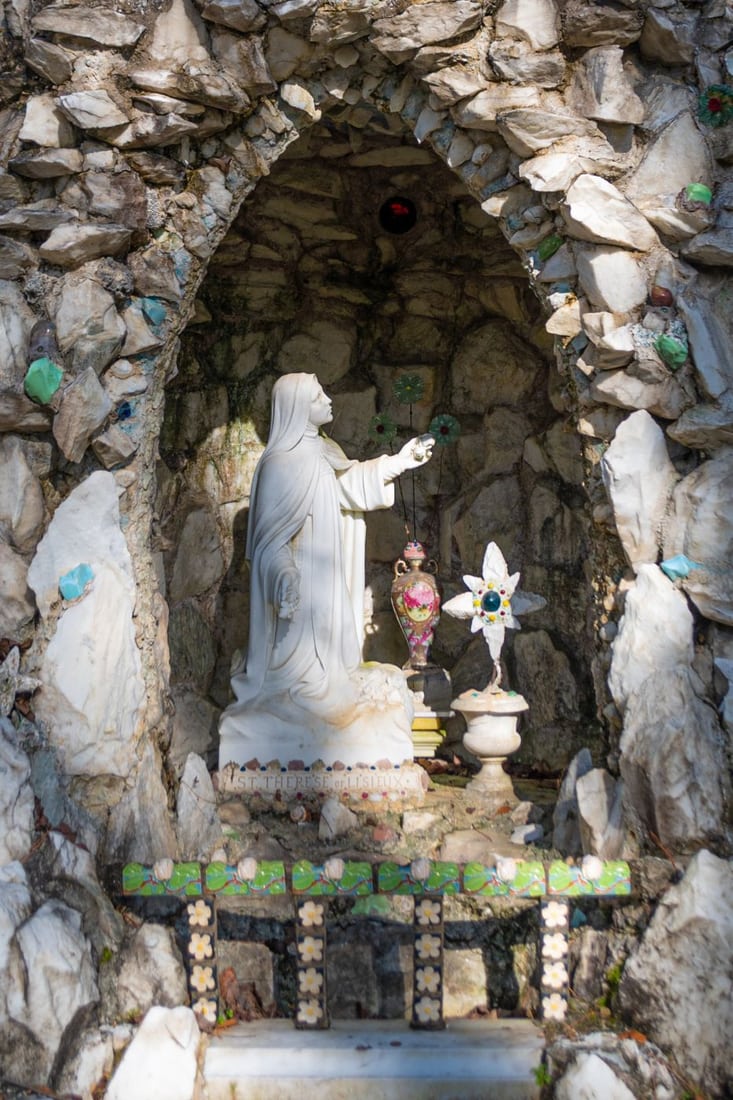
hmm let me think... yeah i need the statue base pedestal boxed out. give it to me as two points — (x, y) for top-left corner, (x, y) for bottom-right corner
(218, 759), (428, 810)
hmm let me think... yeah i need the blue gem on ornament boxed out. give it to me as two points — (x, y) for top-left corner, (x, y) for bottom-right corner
(481, 590), (501, 613)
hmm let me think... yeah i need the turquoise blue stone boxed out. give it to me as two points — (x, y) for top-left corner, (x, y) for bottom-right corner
(660, 554), (700, 581)
(481, 591), (501, 613)
(59, 563), (94, 601)
(141, 297), (166, 326)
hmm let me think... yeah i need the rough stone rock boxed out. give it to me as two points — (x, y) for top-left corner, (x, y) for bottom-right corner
(114, 923), (188, 1019)
(0, 722), (34, 864)
(51, 275), (125, 374)
(576, 768), (625, 858)
(32, 3), (145, 44)
(422, 66), (488, 106)
(25, 38), (75, 84)
(92, 423), (138, 467)
(169, 688), (219, 776)
(552, 747), (593, 855)
(528, 484), (585, 567)
(105, 1006), (202, 1100)
(128, 65), (249, 113)
(574, 245), (650, 313)
(561, 175), (657, 251)
(453, 477), (523, 574)
(514, 629), (580, 731)
(488, 44), (566, 89)
(40, 222), (131, 268)
(682, 227), (733, 267)
(9, 147), (84, 178)
(6, 899), (98, 1081)
(619, 850), (733, 1096)
(103, 740), (179, 863)
(33, 829), (123, 950)
(495, 0), (559, 48)
(452, 87), (541, 131)
(620, 665), (730, 852)
(56, 1028), (115, 1100)
(609, 565), (693, 713)
(0, 542), (36, 640)
(19, 93), (76, 147)
(319, 796), (359, 840)
(53, 368), (113, 463)
(563, 1), (643, 47)
(0, 236), (37, 279)
(444, 948), (488, 1016)
(601, 410), (678, 571)
(176, 752), (223, 858)
(451, 320), (538, 412)
(677, 274), (732, 401)
(0, 200), (77, 233)
(624, 112), (713, 241)
(57, 90), (129, 130)
(568, 47), (644, 125)
(555, 1052), (637, 1100)
(591, 366), (689, 421)
(662, 452), (733, 625)
(276, 319), (355, 383)
(371, 2), (483, 62)
(0, 436), (45, 552)
(570, 929), (608, 1003)
(265, 27), (314, 81)
(667, 403), (733, 450)
(496, 109), (604, 157)
(640, 8), (698, 65)
(170, 508), (224, 602)
(0, 279), (35, 391)
(200, 0), (265, 32)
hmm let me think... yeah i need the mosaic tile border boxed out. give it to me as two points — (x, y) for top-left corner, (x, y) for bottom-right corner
(121, 859), (632, 1029)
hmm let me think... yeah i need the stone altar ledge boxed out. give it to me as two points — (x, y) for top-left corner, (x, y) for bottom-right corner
(218, 759), (428, 808)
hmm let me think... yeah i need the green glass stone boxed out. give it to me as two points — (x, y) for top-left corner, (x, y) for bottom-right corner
(654, 334), (688, 369)
(684, 183), (712, 205)
(24, 357), (63, 404)
(537, 234), (563, 261)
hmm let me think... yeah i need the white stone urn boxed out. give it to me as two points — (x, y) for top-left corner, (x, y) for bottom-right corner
(451, 687), (529, 805)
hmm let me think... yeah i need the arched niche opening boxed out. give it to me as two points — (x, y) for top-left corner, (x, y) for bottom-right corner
(158, 103), (604, 781)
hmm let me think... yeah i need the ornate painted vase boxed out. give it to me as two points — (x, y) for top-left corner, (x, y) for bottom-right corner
(391, 541), (441, 669)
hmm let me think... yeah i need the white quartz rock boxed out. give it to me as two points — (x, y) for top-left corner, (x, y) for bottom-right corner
(32, 563), (145, 777)
(0, 280), (36, 389)
(619, 850), (733, 1097)
(7, 899), (99, 1079)
(106, 1006), (202, 1100)
(496, 109), (603, 157)
(556, 1052), (636, 1100)
(280, 80), (320, 119)
(452, 87), (541, 131)
(372, 1), (483, 60)
(608, 565), (693, 713)
(146, 0), (210, 66)
(663, 451), (733, 625)
(57, 90), (130, 129)
(575, 245), (648, 312)
(591, 367), (689, 421)
(561, 175), (657, 251)
(601, 410), (678, 571)
(575, 768), (625, 859)
(19, 93), (76, 147)
(519, 151), (592, 192)
(0, 724), (34, 864)
(495, 0), (559, 49)
(32, 3), (144, 45)
(624, 112), (713, 241)
(56, 1029), (115, 1100)
(569, 46), (644, 124)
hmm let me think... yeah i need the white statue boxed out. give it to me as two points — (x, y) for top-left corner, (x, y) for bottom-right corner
(219, 372), (434, 770)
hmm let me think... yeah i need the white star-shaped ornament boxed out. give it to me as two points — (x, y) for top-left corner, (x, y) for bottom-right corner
(443, 542), (545, 671)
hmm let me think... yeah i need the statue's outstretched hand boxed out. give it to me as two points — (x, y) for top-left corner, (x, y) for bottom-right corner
(397, 434), (435, 472)
(277, 568), (300, 619)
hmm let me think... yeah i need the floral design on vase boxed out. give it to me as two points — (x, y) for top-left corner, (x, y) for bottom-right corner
(391, 541), (441, 669)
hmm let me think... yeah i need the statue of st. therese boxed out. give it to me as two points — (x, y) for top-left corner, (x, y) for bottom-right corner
(218, 372), (433, 770)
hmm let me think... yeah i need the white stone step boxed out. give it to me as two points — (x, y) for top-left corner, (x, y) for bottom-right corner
(204, 1018), (544, 1100)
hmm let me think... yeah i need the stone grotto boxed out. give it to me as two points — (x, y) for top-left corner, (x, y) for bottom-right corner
(0, 0), (732, 1096)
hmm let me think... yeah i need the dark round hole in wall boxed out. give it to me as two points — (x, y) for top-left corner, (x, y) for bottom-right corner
(379, 195), (417, 234)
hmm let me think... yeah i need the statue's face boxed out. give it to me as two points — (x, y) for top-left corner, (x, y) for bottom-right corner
(309, 383), (333, 427)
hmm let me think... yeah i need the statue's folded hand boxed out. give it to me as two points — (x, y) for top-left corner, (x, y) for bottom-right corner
(277, 569), (300, 619)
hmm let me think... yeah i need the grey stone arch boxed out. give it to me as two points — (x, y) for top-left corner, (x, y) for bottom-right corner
(5, 0), (730, 859)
